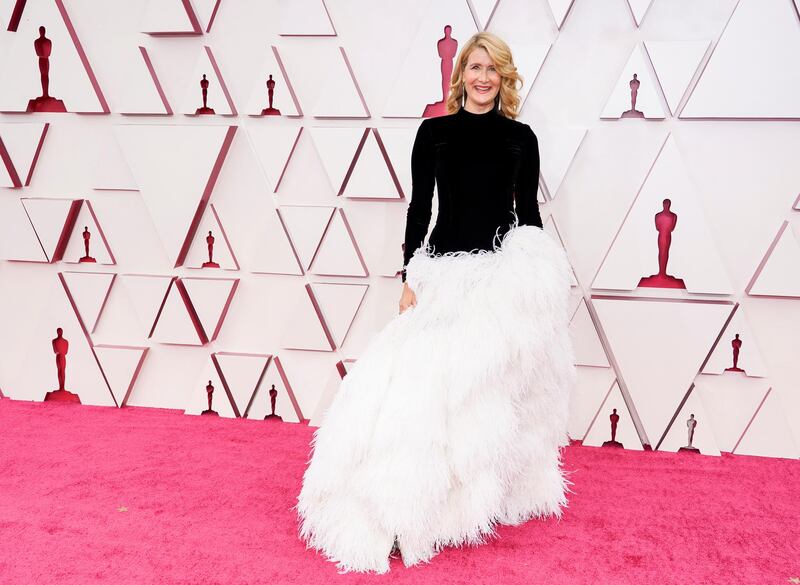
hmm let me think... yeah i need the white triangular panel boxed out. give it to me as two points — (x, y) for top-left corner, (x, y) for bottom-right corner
(382, 1), (478, 117)
(0, 2), (106, 113)
(16, 280), (115, 406)
(600, 45), (667, 119)
(106, 46), (171, 115)
(311, 283), (368, 347)
(244, 47), (301, 116)
(309, 210), (368, 276)
(247, 126), (302, 192)
(279, 206), (334, 269)
(150, 282), (203, 345)
(0, 123), (48, 187)
(542, 216), (578, 287)
(309, 368), (343, 427)
(278, 0), (336, 36)
(312, 48), (368, 118)
(567, 367), (616, 441)
(179, 47), (236, 115)
(682, 0), (800, 118)
(592, 136), (734, 294)
(703, 308), (768, 377)
(658, 390), (721, 456)
(184, 206), (238, 270)
(114, 124), (235, 267)
(344, 203), (408, 277)
(546, 0), (574, 29)
(582, 382), (644, 450)
(375, 127), (416, 198)
(749, 223), (800, 298)
(694, 373), (771, 452)
(342, 131), (401, 199)
(0, 199), (48, 262)
(193, 0), (221, 32)
(140, 0), (199, 34)
(61, 271), (115, 333)
(308, 127), (365, 194)
(569, 299), (609, 367)
(181, 277), (238, 342)
(214, 353), (270, 416)
(626, 0), (654, 26)
(644, 41), (710, 116)
(120, 274), (173, 337)
(185, 361), (236, 418)
(593, 298), (733, 443)
(515, 42), (552, 109)
(470, 0), (499, 29)
(538, 126), (586, 199)
(94, 345), (147, 406)
(734, 389), (799, 459)
(248, 209), (303, 275)
(21, 198), (78, 262)
(62, 202), (114, 265)
(246, 360), (303, 422)
(281, 285), (334, 351)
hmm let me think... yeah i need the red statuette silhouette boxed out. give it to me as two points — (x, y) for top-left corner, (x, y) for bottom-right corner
(264, 384), (283, 421)
(79, 226), (96, 263)
(638, 198), (686, 289)
(260, 74), (281, 116)
(422, 25), (457, 118)
(724, 333), (746, 374)
(201, 380), (219, 416)
(603, 408), (624, 448)
(196, 74), (215, 115)
(44, 328), (80, 403)
(621, 73), (644, 118)
(27, 26), (67, 113)
(202, 230), (219, 268)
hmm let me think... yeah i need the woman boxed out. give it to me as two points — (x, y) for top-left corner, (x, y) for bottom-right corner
(296, 32), (576, 573)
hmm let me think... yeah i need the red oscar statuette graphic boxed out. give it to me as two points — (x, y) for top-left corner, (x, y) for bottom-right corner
(422, 25), (457, 118)
(44, 328), (81, 403)
(202, 230), (219, 268)
(638, 198), (686, 289)
(260, 74), (281, 116)
(263, 384), (282, 422)
(602, 408), (624, 448)
(621, 73), (644, 118)
(79, 226), (96, 263)
(27, 26), (67, 113)
(724, 333), (746, 374)
(196, 74), (215, 115)
(202, 380), (219, 416)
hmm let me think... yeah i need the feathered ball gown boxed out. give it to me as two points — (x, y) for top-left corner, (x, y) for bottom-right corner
(295, 221), (577, 573)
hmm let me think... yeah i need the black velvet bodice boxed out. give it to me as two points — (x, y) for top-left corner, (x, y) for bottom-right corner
(402, 104), (542, 282)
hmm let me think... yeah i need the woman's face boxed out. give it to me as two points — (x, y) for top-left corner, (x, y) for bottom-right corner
(462, 47), (501, 112)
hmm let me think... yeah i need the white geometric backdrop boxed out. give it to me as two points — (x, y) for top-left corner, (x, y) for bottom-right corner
(1, 0), (798, 460)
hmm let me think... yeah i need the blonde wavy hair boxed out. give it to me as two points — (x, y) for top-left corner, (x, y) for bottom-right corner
(445, 32), (523, 120)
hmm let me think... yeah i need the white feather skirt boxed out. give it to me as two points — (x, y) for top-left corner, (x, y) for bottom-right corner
(295, 222), (577, 574)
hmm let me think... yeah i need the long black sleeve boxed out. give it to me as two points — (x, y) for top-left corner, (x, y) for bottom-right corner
(515, 126), (543, 228)
(402, 120), (435, 282)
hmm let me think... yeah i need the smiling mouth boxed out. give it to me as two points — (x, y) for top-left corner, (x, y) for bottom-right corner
(474, 86), (493, 93)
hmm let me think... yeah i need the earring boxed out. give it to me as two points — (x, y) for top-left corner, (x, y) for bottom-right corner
(497, 93), (502, 112)
(461, 85), (466, 107)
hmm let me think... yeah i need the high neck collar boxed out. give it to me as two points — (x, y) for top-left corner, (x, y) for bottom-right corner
(457, 103), (499, 119)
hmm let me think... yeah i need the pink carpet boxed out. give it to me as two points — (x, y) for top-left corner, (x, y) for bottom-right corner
(0, 398), (797, 585)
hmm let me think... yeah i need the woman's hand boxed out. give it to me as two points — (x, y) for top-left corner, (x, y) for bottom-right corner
(399, 282), (417, 314)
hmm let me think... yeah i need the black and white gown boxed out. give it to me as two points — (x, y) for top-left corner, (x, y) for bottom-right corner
(296, 105), (577, 573)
